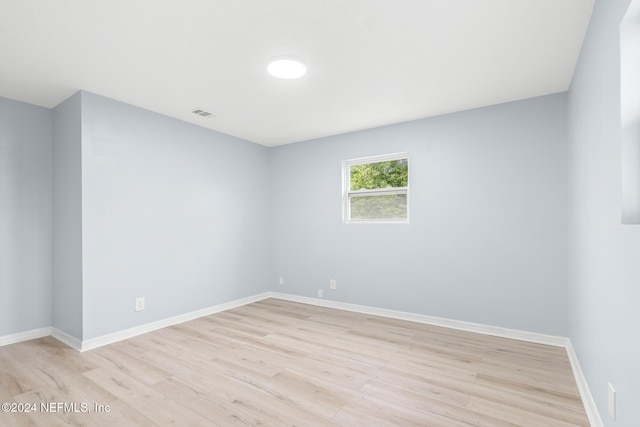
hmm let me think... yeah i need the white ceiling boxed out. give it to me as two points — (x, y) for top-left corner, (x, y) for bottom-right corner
(0, 0), (594, 147)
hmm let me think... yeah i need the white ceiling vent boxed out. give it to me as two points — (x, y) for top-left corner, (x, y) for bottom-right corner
(191, 107), (215, 118)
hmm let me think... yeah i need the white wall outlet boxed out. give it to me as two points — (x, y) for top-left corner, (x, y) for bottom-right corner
(608, 382), (616, 420)
(135, 297), (145, 312)
(317, 289), (323, 298)
(279, 276), (284, 285)
(329, 279), (336, 290)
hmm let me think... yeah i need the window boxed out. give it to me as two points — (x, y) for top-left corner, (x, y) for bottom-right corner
(621, 0), (640, 224)
(343, 153), (409, 223)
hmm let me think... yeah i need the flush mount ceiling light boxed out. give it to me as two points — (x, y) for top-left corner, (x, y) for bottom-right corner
(267, 57), (306, 79)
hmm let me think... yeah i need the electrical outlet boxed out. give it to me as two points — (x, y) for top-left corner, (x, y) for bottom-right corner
(317, 289), (323, 298)
(135, 297), (145, 312)
(279, 276), (284, 285)
(608, 383), (616, 420)
(330, 279), (336, 290)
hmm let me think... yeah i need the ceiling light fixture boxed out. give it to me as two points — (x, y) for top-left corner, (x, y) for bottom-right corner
(267, 57), (306, 79)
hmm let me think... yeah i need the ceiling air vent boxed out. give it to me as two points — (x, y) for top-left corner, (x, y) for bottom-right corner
(191, 107), (215, 118)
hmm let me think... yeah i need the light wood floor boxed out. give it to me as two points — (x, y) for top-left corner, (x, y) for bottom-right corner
(0, 299), (589, 426)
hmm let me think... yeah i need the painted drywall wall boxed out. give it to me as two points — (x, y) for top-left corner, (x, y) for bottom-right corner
(52, 93), (84, 339)
(567, 0), (640, 425)
(79, 92), (271, 339)
(0, 96), (53, 336)
(271, 94), (568, 336)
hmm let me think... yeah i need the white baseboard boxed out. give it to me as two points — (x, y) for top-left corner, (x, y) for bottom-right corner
(79, 292), (271, 352)
(0, 293), (270, 352)
(3, 293), (567, 350)
(51, 328), (83, 351)
(269, 292), (569, 347)
(0, 327), (52, 347)
(566, 341), (603, 427)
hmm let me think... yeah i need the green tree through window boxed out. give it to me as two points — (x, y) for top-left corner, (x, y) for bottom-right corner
(350, 159), (408, 190)
(344, 155), (409, 222)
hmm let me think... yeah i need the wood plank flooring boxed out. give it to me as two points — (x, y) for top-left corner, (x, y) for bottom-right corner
(0, 299), (589, 426)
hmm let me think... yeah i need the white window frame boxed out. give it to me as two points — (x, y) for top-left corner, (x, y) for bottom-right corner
(621, 1), (640, 224)
(342, 152), (410, 224)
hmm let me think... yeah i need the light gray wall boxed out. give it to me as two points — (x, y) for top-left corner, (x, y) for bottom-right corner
(80, 92), (271, 339)
(52, 93), (84, 339)
(567, 0), (640, 425)
(0, 96), (53, 336)
(271, 94), (568, 336)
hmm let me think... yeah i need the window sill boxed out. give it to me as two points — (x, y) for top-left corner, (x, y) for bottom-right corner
(344, 219), (410, 225)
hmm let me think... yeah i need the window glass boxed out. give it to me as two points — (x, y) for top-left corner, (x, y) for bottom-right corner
(343, 154), (409, 223)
